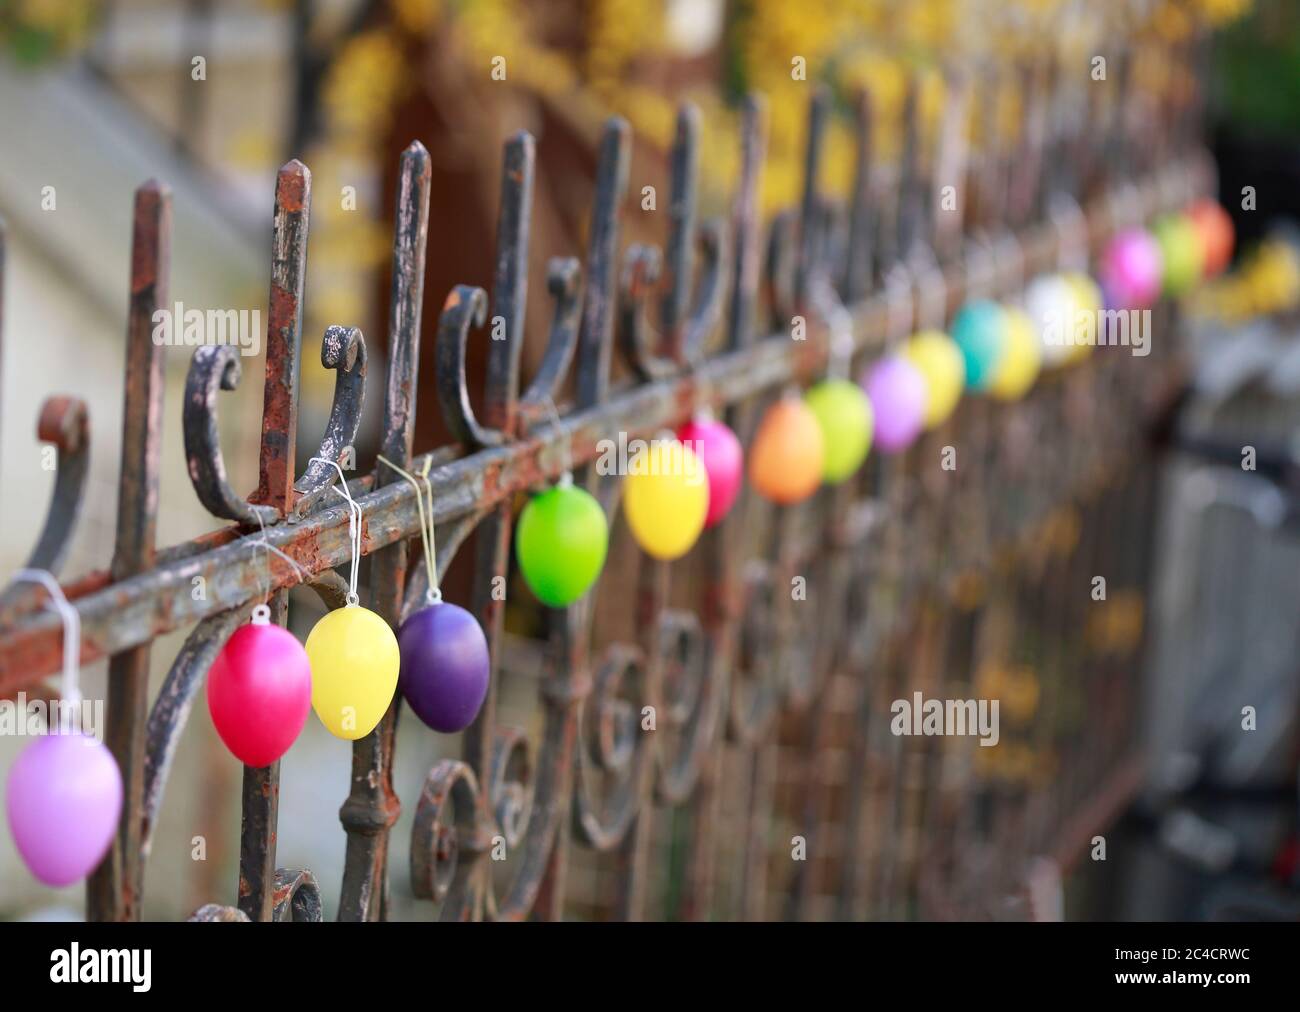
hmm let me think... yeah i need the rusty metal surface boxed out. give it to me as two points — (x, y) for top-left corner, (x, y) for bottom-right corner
(87, 181), (172, 922)
(0, 62), (1208, 921)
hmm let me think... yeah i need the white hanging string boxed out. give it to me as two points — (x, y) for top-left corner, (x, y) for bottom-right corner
(965, 236), (995, 303)
(917, 262), (948, 332)
(884, 262), (913, 350)
(309, 457), (363, 606)
(249, 510), (308, 625)
(543, 394), (574, 487)
(377, 453), (442, 606)
(997, 229), (1025, 301)
(11, 569), (81, 731)
(812, 279), (855, 381)
(1050, 193), (1088, 274)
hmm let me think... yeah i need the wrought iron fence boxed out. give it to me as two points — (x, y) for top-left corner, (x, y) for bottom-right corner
(0, 65), (1208, 921)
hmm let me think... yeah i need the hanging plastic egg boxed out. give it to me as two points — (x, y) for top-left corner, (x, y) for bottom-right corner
(207, 607), (312, 766)
(1061, 272), (1102, 363)
(804, 378), (874, 483)
(624, 437), (709, 560)
(950, 300), (1009, 390)
(1023, 274), (1079, 368)
(749, 396), (825, 504)
(677, 416), (743, 528)
(1100, 228), (1163, 309)
(903, 330), (965, 429)
(861, 354), (927, 453)
(1151, 213), (1204, 296)
(398, 601), (490, 733)
(6, 732), (122, 886)
(1186, 199), (1235, 278)
(305, 605), (400, 740)
(516, 479), (608, 607)
(988, 306), (1041, 401)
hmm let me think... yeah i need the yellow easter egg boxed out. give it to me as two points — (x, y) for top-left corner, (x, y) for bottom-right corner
(989, 306), (1041, 401)
(305, 605), (400, 740)
(903, 329), (966, 429)
(1061, 273), (1102, 363)
(623, 438), (709, 560)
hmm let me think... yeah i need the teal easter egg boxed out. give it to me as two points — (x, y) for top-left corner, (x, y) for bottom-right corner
(950, 299), (1008, 391)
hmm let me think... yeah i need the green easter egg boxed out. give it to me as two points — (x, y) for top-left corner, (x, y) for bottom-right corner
(1152, 214), (1204, 297)
(804, 379), (874, 484)
(516, 481), (608, 607)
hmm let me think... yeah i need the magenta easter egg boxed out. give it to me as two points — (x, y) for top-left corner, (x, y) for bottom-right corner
(861, 355), (927, 453)
(677, 417), (743, 527)
(398, 602), (491, 733)
(6, 732), (122, 886)
(1100, 228), (1163, 309)
(207, 614), (313, 767)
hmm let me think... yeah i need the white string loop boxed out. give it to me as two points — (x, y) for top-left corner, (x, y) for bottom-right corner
(11, 569), (81, 730)
(377, 454), (442, 607)
(543, 395), (574, 486)
(309, 457), (363, 606)
(250, 510), (308, 615)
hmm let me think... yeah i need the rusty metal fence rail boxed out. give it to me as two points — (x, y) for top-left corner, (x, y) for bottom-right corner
(0, 65), (1205, 921)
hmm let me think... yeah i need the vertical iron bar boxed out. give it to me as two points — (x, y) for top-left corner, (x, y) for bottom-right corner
(680, 95), (766, 922)
(88, 181), (171, 922)
(661, 105), (699, 353)
(238, 160), (311, 922)
(461, 133), (537, 919)
(844, 90), (875, 302)
(338, 142), (432, 921)
(794, 88), (830, 310)
(527, 123), (629, 920)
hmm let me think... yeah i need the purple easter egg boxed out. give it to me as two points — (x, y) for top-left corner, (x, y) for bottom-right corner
(861, 354), (927, 453)
(1100, 228), (1163, 310)
(398, 602), (490, 733)
(6, 732), (123, 887)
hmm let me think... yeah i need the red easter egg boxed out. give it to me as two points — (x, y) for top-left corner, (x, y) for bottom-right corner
(207, 610), (312, 767)
(1187, 199), (1235, 277)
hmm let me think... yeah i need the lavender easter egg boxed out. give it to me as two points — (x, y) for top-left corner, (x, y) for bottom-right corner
(861, 355), (927, 453)
(398, 602), (491, 733)
(6, 733), (122, 886)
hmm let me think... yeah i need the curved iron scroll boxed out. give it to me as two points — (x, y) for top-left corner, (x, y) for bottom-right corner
(620, 103), (729, 379)
(292, 325), (368, 517)
(183, 347), (279, 526)
(0, 397), (90, 616)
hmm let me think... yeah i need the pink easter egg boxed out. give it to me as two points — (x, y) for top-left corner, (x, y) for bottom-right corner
(6, 732), (122, 887)
(208, 617), (312, 767)
(677, 416), (743, 528)
(861, 355), (927, 453)
(1100, 228), (1163, 310)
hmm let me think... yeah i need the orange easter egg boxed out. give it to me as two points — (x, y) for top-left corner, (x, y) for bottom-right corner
(1187, 199), (1235, 278)
(749, 397), (825, 504)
